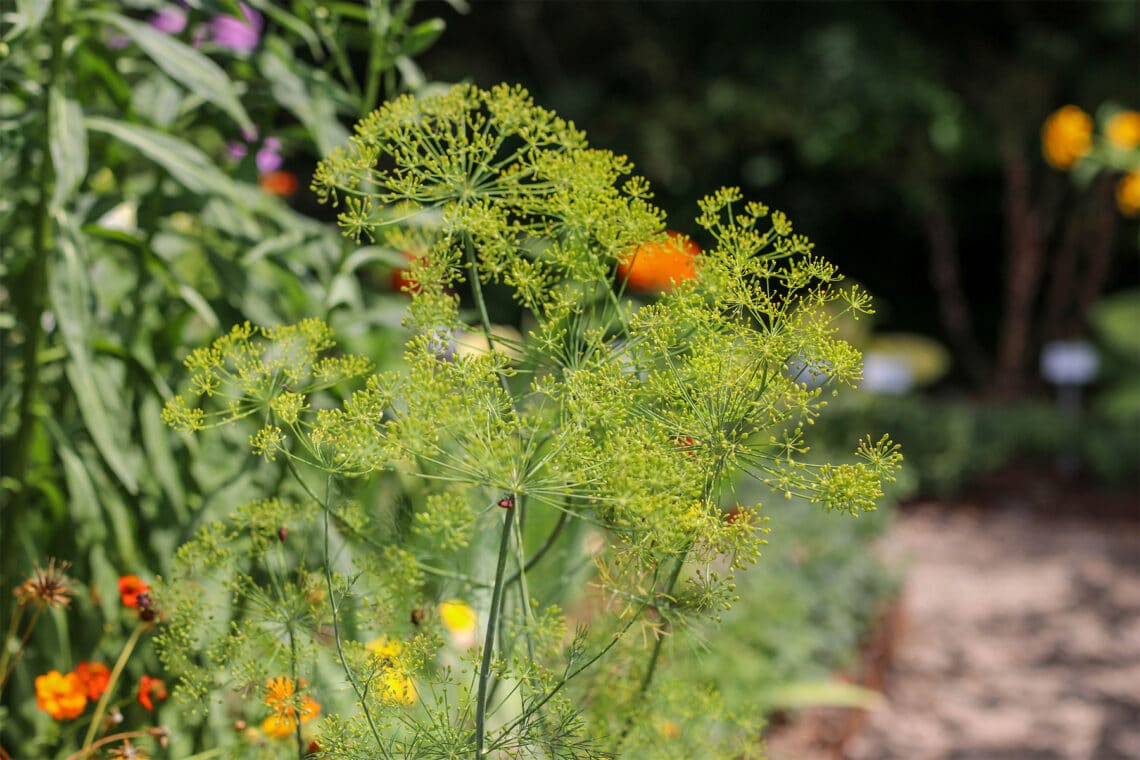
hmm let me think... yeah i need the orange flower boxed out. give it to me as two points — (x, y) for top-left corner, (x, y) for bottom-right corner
(118, 575), (150, 608)
(1116, 171), (1140, 217)
(617, 231), (700, 292)
(1106, 110), (1140, 150)
(261, 713), (295, 739)
(258, 170), (299, 196)
(1041, 105), (1093, 170)
(263, 679), (321, 738)
(75, 661), (111, 700)
(138, 674), (167, 711)
(35, 670), (87, 720)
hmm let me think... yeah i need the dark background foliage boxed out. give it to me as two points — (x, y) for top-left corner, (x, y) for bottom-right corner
(420, 0), (1139, 394)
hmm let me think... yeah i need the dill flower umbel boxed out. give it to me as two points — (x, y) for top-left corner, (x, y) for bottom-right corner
(1106, 110), (1140, 150)
(35, 670), (87, 720)
(1042, 105), (1093, 170)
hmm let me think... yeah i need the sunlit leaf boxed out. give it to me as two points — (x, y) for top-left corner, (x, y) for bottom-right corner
(400, 18), (446, 58)
(91, 11), (253, 133)
(258, 45), (350, 157)
(50, 220), (140, 494)
(48, 88), (87, 211)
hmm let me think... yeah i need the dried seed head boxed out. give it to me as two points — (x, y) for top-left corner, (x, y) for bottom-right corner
(14, 558), (74, 610)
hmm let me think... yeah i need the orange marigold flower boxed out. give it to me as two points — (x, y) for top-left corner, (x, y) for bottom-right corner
(1106, 110), (1140, 150)
(1116, 171), (1140, 217)
(264, 677), (319, 723)
(258, 170), (300, 196)
(138, 674), (167, 711)
(1041, 105), (1093, 170)
(264, 676), (296, 714)
(118, 575), (150, 608)
(75, 661), (111, 700)
(35, 670), (87, 720)
(617, 231), (700, 292)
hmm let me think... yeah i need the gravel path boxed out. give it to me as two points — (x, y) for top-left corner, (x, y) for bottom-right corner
(767, 494), (1140, 760)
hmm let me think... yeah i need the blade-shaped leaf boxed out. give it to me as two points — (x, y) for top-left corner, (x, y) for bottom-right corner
(49, 88), (87, 211)
(51, 219), (140, 494)
(400, 18), (446, 58)
(4, 0), (53, 42)
(91, 11), (253, 133)
(85, 116), (257, 205)
(258, 45), (350, 158)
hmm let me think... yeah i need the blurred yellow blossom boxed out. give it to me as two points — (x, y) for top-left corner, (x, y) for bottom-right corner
(1116, 171), (1140, 217)
(438, 600), (477, 636)
(366, 636), (403, 660)
(1106, 110), (1140, 150)
(1042, 105), (1093, 170)
(366, 637), (417, 705)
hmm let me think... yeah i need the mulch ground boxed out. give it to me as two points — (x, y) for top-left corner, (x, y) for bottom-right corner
(764, 465), (1140, 760)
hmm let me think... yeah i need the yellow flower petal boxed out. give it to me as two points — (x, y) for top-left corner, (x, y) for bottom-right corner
(438, 599), (477, 636)
(1106, 111), (1140, 150)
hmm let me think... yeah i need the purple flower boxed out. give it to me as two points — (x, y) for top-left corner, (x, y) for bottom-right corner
(209, 2), (263, 53)
(149, 5), (187, 35)
(225, 142), (248, 161)
(107, 34), (131, 50)
(256, 142), (283, 174)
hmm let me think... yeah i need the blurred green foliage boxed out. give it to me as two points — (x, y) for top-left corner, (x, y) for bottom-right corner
(0, 0), (455, 755)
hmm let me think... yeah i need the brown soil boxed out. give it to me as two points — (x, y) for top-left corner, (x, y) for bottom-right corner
(764, 467), (1140, 760)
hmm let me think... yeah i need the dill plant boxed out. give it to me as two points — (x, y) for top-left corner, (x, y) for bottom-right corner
(158, 83), (901, 759)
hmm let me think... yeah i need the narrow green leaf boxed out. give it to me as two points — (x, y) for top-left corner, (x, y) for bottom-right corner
(85, 116), (257, 205)
(4, 0), (53, 42)
(762, 680), (883, 711)
(258, 45), (350, 158)
(139, 393), (187, 523)
(90, 11), (253, 133)
(54, 434), (108, 547)
(178, 282), (220, 329)
(400, 18), (446, 58)
(48, 88), (87, 211)
(51, 219), (140, 493)
(247, 0), (322, 58)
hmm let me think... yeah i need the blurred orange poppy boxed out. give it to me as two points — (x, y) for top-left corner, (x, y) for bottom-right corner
(258, 170), (299, 196)
(617, 231), (700, 291)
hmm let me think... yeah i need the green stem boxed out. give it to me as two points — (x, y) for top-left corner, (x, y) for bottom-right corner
(7, 0), (65, 511)
(313, 474), (391, 760)
(617, 549), (691, 744)
(81, 622), (146, 751)
(0, 606), (37, 691)
(504, 509), (570, 586)
(464, 236), (514, 399)
(474, 505), (515, 758)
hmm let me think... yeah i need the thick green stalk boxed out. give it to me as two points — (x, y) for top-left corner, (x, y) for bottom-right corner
(474, 506), (515, 758)
(8, 0), (65, 508)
